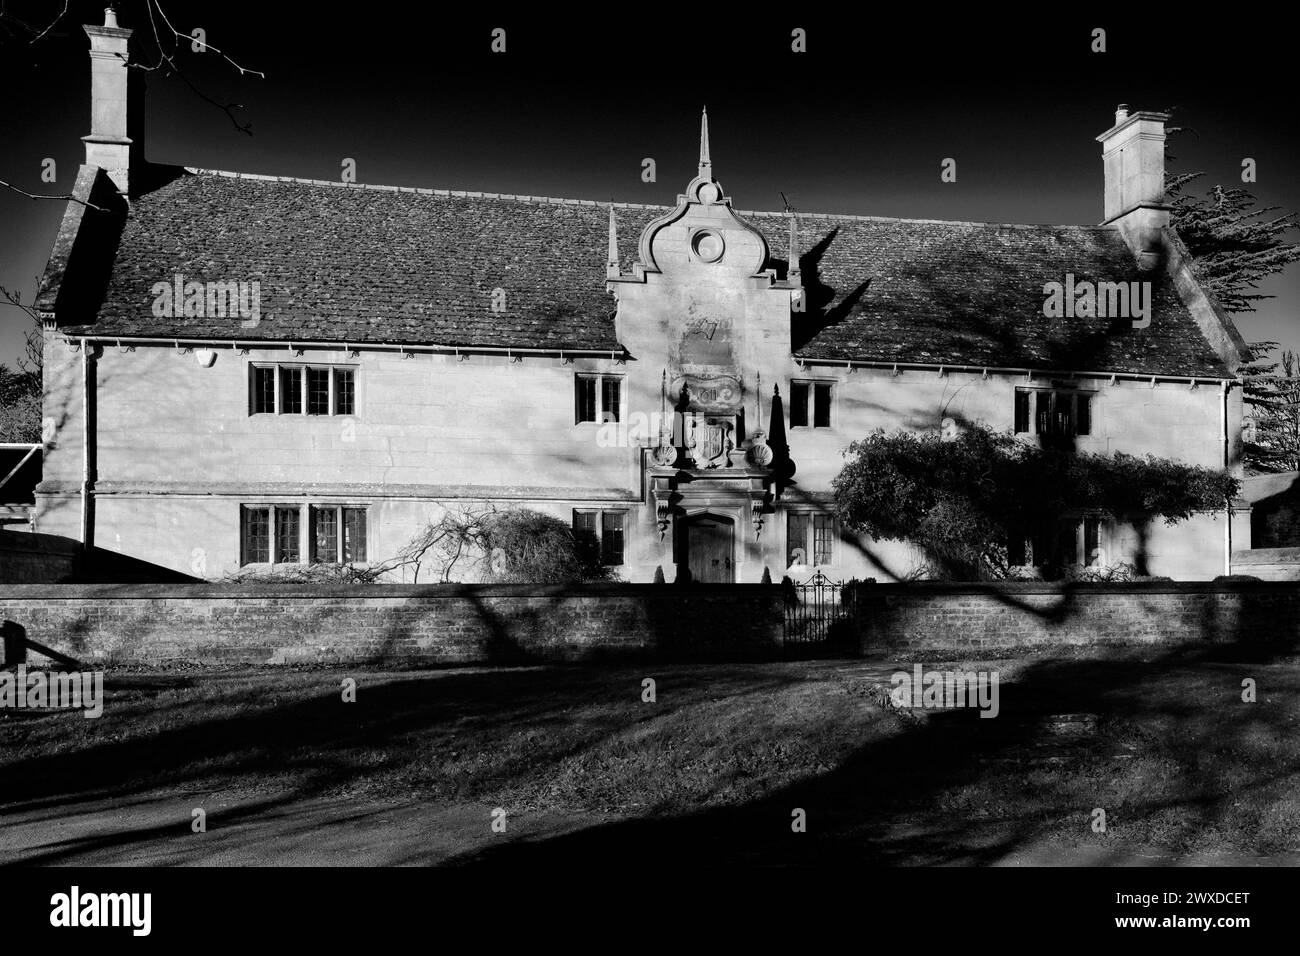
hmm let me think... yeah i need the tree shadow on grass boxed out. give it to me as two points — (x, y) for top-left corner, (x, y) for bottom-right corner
(3, 496), (1289, 866)
(438, 631), (1300, 867)
(3, 623), (1295, 866)
(0, 661), (812, 851)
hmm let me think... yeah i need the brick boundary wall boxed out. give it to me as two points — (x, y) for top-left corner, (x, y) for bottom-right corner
(854, 580), (1300, 654)
(0, 583), (785, 665)
(0, 531), (80, 584)
(2, 581), (1298, 666)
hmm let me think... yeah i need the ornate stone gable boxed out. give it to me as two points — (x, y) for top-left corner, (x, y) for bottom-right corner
(634, 109), (772, 283)
(609, 109), (800, 481)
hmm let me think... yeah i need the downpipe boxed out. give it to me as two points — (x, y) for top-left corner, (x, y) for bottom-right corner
(80, 342), (96, 550)
(1221, 380), (1231, 576)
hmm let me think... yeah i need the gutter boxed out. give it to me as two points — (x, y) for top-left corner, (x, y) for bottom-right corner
(63, 334), (628, 362)
(65, 336), (1228, 384)
(794, 357), (1231, 387)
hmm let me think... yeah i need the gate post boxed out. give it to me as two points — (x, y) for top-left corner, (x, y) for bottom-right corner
(853, 578), (877, 654)
(2, 620), (28, 667)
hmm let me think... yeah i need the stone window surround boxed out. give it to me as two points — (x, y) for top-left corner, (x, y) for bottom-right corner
(249, 362), (357, 416)
(240, 501), (369, 567)
(788, 378), (835, 429)
(574, 372), (625, 425)
(1013, 385), (1096, 438)
(1010, 513), (1112, 569)
(572, 507), (628, 566)
(786, 510), (837, 569)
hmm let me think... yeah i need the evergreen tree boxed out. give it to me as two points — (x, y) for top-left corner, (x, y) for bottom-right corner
(1164, 119), (1300, 472)
(1166, 130), (1300, 315)
(1240, 345), (1300, 472)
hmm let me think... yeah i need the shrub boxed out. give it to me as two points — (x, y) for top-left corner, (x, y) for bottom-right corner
(1006, 564), (1044, 581)
(397, 506), (614, 584)
(221, 563), (388, 586)
(479, 509), (612, 584)
(1061, 562), (1139, 583)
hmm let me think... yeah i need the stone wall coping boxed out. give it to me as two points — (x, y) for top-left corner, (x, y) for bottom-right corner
(855, 580), (1300, 595)
(2, 581), (1299, 601)
(0, 582), (782, 600)
(1231, 548), (1300, 565)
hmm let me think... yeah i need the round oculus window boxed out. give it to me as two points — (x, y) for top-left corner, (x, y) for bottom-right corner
(692, 230), (725, 263)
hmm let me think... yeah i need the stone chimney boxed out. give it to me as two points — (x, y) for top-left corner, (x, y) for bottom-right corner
(82, 6), (141, 194)
(1096, 104), (1171, 270)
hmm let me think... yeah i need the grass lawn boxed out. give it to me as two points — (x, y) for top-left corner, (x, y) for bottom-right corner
(2, 640), (1298, 865)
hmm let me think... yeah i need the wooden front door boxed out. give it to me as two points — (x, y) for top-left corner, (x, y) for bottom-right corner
(685, 514), (734, 583)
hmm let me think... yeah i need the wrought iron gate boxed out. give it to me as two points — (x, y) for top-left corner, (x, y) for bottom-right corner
(783, 571), (856, 651)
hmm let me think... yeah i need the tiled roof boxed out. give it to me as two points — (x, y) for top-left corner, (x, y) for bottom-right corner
(70, 170), (661, 351)
(764, 213), (1231, 378)
(64, 168), (1231, 377)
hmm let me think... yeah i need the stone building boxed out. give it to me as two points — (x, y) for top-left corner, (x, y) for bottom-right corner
(32, 10), (1251, 583)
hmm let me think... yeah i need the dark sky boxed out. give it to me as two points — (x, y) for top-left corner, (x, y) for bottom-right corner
(3, 2), (1298, 366)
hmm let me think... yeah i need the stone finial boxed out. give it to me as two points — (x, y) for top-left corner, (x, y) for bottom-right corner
(787, 213), (801, 284)
(698, 105), (711, 179)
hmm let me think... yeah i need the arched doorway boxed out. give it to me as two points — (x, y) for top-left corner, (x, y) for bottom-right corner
(681, 513), (735, 583)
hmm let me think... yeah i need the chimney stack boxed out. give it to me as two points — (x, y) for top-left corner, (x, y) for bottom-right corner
(1096, 105), (1170, 270)
(82, 6), (140, 194)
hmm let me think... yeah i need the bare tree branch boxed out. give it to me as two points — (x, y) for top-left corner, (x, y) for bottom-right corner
(29, 0), (67, 43)
(0, 177), (108, 212)
(128, 51), (255, 135)
(0, 283), (36, 319)
(1, 281), (45, 386)
(0, 0), (69, 44)
(125, 0), (264, 135)
(151, 0), (265, 78)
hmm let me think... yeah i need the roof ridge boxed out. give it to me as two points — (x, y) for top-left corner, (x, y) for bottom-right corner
(737, 209), (1116, 230)
(180, 166), (1113, 230)
(180, 166), (671, 212)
